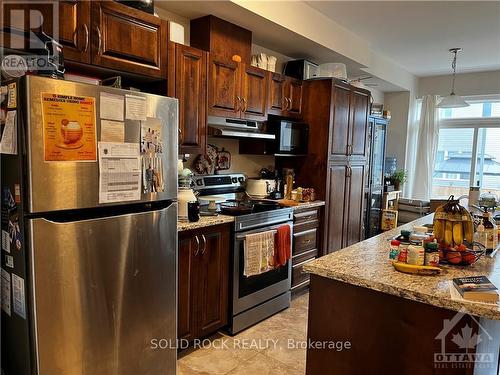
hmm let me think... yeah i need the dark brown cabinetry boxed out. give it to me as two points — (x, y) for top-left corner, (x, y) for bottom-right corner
(91, 1), (168, 78)
(297, 78), (371, 253)
(168, 43), (208, 155)
(1, 1), (169, 78)
(208, 60), (268, 120)
(267, 73), (303, 118)
(178, 224), (230, 343)
(291, 206), (322, 292)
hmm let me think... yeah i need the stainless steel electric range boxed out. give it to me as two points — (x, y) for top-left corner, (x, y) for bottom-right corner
(193, 174), (293, 334)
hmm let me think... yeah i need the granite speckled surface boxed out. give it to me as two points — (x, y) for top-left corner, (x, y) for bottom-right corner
(288, 200), (325, 211)
(177, 215), (234, 232)
(304, 215), (500, 320)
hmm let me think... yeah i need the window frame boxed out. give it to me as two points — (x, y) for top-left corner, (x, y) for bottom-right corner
(437, 95), (500, 189)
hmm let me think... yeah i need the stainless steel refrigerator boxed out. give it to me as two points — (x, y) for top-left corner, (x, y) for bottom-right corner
(1, 76), (178, 374)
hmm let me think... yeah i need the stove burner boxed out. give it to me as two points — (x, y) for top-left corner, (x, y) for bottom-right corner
(219, 199), (281, 216)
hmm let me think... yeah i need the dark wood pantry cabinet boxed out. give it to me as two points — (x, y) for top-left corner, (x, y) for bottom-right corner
(178, 224), (230, 343)
(168, 42), (208, 155)
(295, 78), (371, 253)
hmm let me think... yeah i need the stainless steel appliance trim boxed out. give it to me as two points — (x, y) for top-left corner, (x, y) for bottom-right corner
(234, 209), (293, 232)
(232, 220), (293, 315)
(27, 223), (41, 375)
(209, 128), (275, 140)
(230, 291), (290, 335)
(25, 76), (178, 213)
(28, 202), (177, 374)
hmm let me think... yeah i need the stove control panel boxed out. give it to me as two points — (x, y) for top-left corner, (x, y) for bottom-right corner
(193, 173), (246, 191)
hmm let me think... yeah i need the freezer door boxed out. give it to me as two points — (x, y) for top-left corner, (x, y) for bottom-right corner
(28, 203), (177, 375)
(24, 76), (178, 213)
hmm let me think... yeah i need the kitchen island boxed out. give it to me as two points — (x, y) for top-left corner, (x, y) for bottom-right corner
(304, 215), (500, 375)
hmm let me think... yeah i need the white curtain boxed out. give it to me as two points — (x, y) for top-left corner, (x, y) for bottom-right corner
(406, 95), (440, 200)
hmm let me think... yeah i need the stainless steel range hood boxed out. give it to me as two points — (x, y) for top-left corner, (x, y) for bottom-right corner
(207, 116), (275, 140)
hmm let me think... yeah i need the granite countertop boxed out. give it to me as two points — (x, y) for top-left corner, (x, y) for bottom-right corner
(177, 215), (234, 232)
(304, 214), (500, 320)
(288, 200), (325, 210)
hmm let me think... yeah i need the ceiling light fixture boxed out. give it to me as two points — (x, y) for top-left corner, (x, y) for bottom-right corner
(437, 48), (469, 108)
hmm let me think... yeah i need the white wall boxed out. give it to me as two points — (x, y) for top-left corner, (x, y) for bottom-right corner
(418, 70), (500, 97)
(384, 91), (411, 171)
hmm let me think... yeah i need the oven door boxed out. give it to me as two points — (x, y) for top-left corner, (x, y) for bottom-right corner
(232, 221), (293, 315)
(277, 121), (308, 154)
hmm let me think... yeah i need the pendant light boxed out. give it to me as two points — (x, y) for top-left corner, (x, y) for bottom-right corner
(437, 48), (469, 108)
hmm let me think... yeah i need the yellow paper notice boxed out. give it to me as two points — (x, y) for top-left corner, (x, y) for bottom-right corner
(42, 93), (97, 161)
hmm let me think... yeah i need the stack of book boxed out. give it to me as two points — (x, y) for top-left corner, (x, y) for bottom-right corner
(452, 276), (499, 304)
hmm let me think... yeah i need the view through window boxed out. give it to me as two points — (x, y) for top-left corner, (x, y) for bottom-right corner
(432, 98), (500, 199)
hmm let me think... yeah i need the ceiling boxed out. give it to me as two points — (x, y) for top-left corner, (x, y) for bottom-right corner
(306, 1), (500, 77)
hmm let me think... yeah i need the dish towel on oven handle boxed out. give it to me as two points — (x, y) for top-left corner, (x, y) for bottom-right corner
(243, 230), (275, 277)
(274, 224), (291, 267)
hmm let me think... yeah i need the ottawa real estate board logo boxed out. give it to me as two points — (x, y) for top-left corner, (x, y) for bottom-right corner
(434, 309), (496, 370)
(1, 1), (59, 78)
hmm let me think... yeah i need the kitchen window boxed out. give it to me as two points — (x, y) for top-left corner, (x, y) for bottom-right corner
(432, 96), (500, 198)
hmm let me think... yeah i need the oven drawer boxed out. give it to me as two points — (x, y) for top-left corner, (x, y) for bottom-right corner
(293, 228), (317, 255)
(292, 258), (315, 288)
(293, 209), (319, 224)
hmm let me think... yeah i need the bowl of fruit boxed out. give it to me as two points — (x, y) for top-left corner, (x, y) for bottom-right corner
(440, 242), (485, 266)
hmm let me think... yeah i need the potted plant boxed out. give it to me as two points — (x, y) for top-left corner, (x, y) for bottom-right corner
(389, 169), (407, 191)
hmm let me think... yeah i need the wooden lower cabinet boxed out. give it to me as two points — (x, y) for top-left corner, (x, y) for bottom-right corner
(291, 206), (322, 292)
(177, 224), (230, 343)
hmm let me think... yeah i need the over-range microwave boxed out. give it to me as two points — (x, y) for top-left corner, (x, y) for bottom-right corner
(269, 120), (309, 155)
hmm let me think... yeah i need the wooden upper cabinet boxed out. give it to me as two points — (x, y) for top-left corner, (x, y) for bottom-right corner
(287, 78), (303, 117)
(349, 89), (370, 159)
(241, 65), (268, 121)
(171, 43), (208, 155)
(268, 73), (287, 115)
(329, 83), (352, 159)
(53, 1), (90, 63)
(208, 59), (241, 117)
(91, 1), (168, 78)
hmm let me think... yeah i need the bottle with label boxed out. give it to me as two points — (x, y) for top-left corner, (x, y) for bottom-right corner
(474, 220), (486, 251)
(424, 242), (439, 267)
(407, 243), (425, 266)
(389, 239), (400, 260)
(482, 210), (498, 252)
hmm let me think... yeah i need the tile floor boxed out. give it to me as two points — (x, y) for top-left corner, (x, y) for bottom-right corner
(177, 291), (309, 375)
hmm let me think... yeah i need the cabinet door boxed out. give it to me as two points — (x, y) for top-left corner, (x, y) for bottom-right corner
(57, 1), (91, 63)
(208, 59), (241, 117)
(175, 44), (207, 155)
(177, 232), (198, 342)
(197, 225), (230, 337)
(241, 65), (268, 120)
(91, 1), (168, 78)
(345, 163), (366, 246)
(329, 83), (351, 160)
(325, 163), (348, 253)
(349, 89), (370, 159)
(287, 78), (303, 117)
(268, 73), (286, 115)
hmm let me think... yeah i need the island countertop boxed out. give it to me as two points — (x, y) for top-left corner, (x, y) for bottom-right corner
(304, 215), (500, 320)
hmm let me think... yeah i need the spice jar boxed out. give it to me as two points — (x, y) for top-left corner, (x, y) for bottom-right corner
(389, 239), (400, 260)
(424, 242), (439, 267)
(407, 243), (425, 266)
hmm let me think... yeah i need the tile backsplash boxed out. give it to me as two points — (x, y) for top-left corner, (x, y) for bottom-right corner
(184, 137), (275, 178)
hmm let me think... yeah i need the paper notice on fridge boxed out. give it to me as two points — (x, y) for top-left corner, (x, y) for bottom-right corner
(98, 142), (141, 203)
(126, 94), (147, 121)
(12, 273), (26, 319)
(100, 120), (125, 142)
(1, 268), (11, 316)
(5, 255), (14, 268)
(100, 92), (124, 121)
(2, 230), (10, 253)
(0, 110), (17, 155)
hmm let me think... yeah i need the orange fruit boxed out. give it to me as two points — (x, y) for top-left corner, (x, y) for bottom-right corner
(446, 251), (462, 264)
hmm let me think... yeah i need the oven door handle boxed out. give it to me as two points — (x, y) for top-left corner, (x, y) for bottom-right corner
(235, 229), (279, 241)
